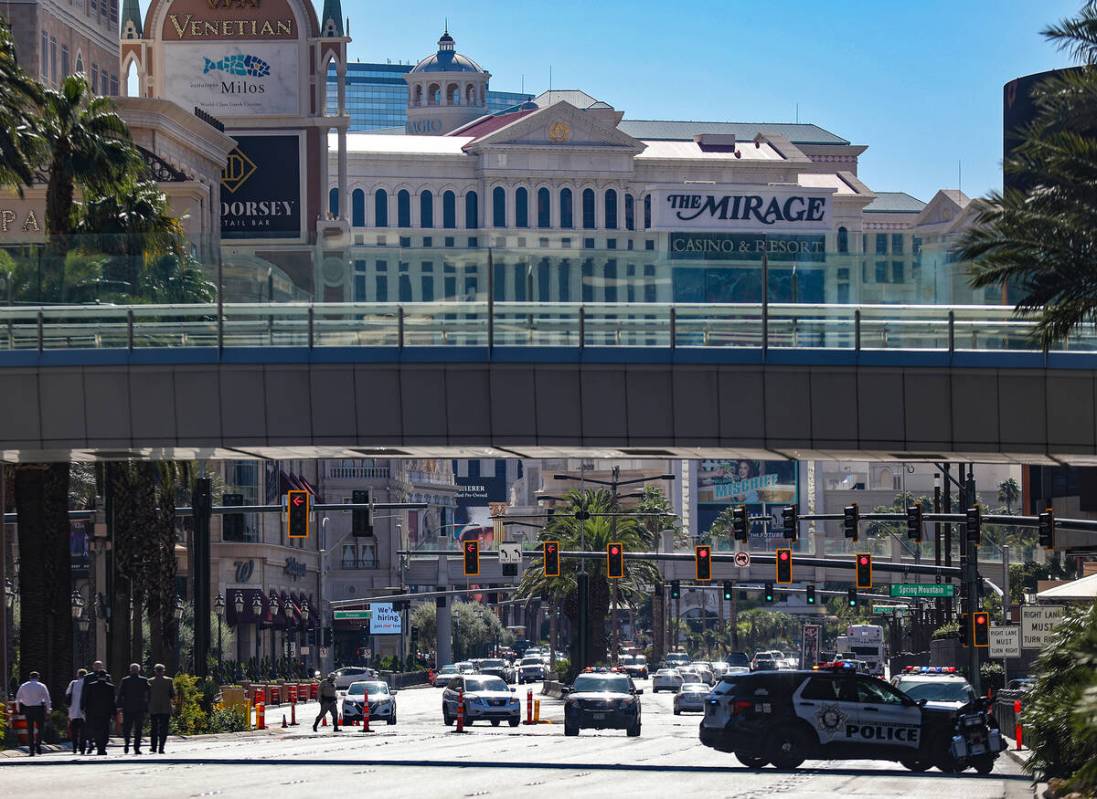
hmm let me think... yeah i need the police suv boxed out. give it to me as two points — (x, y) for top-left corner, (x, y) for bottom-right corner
(699, 665), (962, 771)
(890, 666), (977, 711)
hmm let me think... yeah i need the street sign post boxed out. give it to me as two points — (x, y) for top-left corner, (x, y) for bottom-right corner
(989, 625), (1021, 658)
(872, 604), (909, 615)
(499, 543), (522, 578)
(1021, 605), (1065, 649)
(890, 583), (955, 598)
(333, 610), (372, 621)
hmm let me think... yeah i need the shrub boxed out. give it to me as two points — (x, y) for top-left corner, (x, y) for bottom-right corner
(205, 705), (248, 734)
(932, 622), (959, 640)
(171, 673), (207, 735)
(980, 661), (1005, 693)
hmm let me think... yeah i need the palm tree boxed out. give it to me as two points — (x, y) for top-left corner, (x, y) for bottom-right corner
(958, 3), (1097, 344)
(0, 20), (43, 191)
(998, 478), (1021, 515)
(516, 489), (663, 672)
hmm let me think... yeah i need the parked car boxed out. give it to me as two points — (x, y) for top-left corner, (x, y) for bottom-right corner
(341, 680), (397, 725)
(332, 666), (378, 691)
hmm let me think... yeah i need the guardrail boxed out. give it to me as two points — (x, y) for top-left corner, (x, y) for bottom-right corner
(0, 301), (1091, 354)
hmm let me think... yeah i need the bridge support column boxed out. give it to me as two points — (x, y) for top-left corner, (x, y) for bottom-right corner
(436, 592), (452, 667)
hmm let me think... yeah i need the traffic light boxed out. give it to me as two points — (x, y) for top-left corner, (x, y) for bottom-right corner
(732, 505), (749, 542)
(958, 613), (969, 646)
(906, 504), (923, 542)
(847, 588), (858, 608)
(1038, 507), (1055, 549)
(781, 506), (798, 540)
(670, 580), (681, 600)
(776, 547), (793, 584)
(855, 553), (873, 590)
(843, 503), (859, 541)
(352, 489), (373, 537)
(806, 584), (816, 605)
(287, 490), (310, 539)
(764, 582), (775, 603)
(463, 539), (480, 576)
(972, 611), (990, 648)
(222, 492), (244, 540)
(543, 540), (561, 577)
(965, 506), (982, 544)
(723, 580), (733, 601)
(695, 545), (712, 582)
(607, 542), (625, 579)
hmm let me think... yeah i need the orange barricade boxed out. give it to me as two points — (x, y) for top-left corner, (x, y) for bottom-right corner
(9, 702), (28, 747)
(311, 682), (319, 701)
(288, 685), (299, 726)
(256, 701), (266, 730)
(270, 685), (281, 706)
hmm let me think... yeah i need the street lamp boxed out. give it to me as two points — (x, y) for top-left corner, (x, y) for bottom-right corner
(174, 596), (185, 622)
(4, 578), (13, 610)
(214, 592), (225, 675)
(300, 603), (310, 670)
(71, 589), (85, 620)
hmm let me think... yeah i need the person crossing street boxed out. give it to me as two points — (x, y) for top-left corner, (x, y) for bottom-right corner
(116, 663), (150, 755)
(15, 672), (51, 756)
(313, 672), (340, 732)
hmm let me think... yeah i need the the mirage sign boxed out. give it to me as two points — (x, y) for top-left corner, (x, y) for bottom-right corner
(163, 41), (299, 116)
(650, 186), (833, 232)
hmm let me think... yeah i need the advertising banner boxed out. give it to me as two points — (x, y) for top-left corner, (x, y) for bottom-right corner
(650, 186), (833, 232)
(163, 41), (299, 117)
(801, 624), (820, 667)
(220, 134), (302, 240)
(697, 459), (798, 542)
(369, 603), (402, 635)
(668, 232), (826, 263)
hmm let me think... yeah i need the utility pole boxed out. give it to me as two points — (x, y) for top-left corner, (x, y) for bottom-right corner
(934, 474), (943, 626)
(192, 478), (212, 678)
(961, 465), (981, 696)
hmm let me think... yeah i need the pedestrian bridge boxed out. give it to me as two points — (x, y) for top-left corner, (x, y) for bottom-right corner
(1, 301), (1095, 463)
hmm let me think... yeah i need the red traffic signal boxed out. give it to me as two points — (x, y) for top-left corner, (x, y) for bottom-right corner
(695, 545), (712, 582)
(607, 542), (625, 579)
(972, 612), (990, 648)
(287, 490), (310, 539)
(776, 547), (793, 584)
(543, 540), (561, 577)
(855, 553), (873, 590)
(463, 540), (480, 577)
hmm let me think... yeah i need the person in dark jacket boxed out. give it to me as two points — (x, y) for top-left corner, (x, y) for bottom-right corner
(116, 663), (150, 754)
(83, 670), (116, 755)
(80, 661), (111, 713)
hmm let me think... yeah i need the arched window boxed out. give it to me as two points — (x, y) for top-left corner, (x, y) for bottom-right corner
(420, 190), (434, 228)
(465, 191), (479, 229)
(352, 188), (365, 227)
(643, 195), (652, 229)
(582, 188), (596, 229)
(537, 187), (551, 228)
(838, 226), (849, 254)
(374, 189), (388, 227)
(397, 190), (411, 228)
(328, 187), (339, 217)
(443, 191), (456, 229)
(447, 83), (460, 105)
(560, 188), (573, 229)
(625, 194), (635, 231)
(414, 85), (423, 106)
(466, 84), (476, 105)
(604, 189), (618, 230)
(515, 187), (529, 228)
(492, 187), (507, 227)
(428, 83), (440, 105)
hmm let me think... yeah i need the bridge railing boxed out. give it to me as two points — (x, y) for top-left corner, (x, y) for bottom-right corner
(0, 301), (1092, 353)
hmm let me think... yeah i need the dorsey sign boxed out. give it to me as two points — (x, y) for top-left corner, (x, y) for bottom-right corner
(221, 134), (301, 240)
(651, 186), (833, 232)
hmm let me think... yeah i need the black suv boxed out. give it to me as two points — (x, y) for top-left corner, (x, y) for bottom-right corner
(564, 672), (643, 737)
(700, 669), (959, 770)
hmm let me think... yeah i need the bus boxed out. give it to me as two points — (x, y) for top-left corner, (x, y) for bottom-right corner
(836, 624), (885, 676)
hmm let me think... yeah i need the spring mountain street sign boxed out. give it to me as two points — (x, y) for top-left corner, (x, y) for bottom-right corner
(890, 583), (955, 598)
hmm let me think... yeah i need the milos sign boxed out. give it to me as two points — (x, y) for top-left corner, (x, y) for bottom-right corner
(650, 186), (833, 232)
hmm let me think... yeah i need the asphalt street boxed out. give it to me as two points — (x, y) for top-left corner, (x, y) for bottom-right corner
(1, 679), (1033, 798)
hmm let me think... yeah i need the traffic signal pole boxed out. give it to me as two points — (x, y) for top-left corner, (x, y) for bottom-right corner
(192, 478), (212, 678)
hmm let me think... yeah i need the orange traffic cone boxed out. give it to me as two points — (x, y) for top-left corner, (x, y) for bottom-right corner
(321, 714), (328, 727)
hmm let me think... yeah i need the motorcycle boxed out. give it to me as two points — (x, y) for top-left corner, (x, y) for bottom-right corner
(940, 700), (1006, 774)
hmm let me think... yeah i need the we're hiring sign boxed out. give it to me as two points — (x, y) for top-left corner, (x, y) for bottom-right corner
(651, 185), (834, 232)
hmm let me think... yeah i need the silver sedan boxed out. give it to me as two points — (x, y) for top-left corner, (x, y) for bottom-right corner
(673, 682), (711, 715)
(652, 668), (683, 693)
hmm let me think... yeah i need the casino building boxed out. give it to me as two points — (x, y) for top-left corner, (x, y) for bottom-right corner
(323, 30), (990, 310)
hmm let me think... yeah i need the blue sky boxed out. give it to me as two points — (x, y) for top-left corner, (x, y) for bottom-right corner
(145, 0), (1085, 202)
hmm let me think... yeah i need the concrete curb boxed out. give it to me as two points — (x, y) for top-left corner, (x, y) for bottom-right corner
(0, 744), (66, 758)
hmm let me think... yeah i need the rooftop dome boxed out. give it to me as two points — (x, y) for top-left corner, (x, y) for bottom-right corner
(410, 28), (486, 74)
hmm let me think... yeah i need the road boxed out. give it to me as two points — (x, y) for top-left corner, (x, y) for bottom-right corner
(1, 678), (1032, 798)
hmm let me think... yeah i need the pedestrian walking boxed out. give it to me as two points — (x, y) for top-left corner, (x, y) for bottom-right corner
(148, 664), (175, 754)
(15, 672), (51, 756)
(65, 668), (89, 754)
(80, 661), (111, 710)
(116, 663), (150, 755)
(83, 669), (115, 756)
(313, 672), (340, 732)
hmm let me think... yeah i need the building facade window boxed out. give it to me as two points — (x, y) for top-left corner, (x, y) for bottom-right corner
(624, 193), (635, 231)
(537, 187), (550, 228)
(397, 190), (411, 228)
(515, 187), (529, 228)
(350, 188), (365, 227)
(582, 188), (596, 229)
(560, 188), (573, 229)
(374, 189), (389, 227)
(892, 233), (904, 254)
(419, 190), (434, 228)
(643, 195), (652, 229)
(875, 233), (887, 255)
(492, 187), (506, 228)
(465, 191), (478, 229)
(838, 226), (849, 253)
(604, 189), (618, 230)
(328, 187), (339, 217)
(442, 191), (456, 229)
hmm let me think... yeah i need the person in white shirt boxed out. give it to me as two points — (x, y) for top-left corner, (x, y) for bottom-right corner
(65, 668), (89, 754)
(16, 672), (52, 756)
